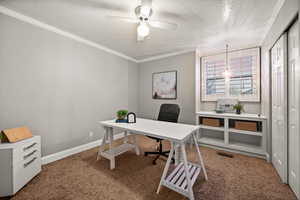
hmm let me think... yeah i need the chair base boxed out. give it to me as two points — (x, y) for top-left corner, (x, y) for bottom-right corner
(144, 141), (175, 165)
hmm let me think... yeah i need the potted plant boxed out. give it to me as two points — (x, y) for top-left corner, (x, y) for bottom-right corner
(233, 103), (244, 114)
(116, 110), (128, 122)
(0, 132), (3, 143)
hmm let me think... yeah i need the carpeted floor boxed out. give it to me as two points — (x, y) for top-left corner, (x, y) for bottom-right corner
(3, 136), (297, 200)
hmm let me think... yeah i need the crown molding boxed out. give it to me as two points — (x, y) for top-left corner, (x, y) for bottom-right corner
(0, 5), (197, 64)
(0, 6), (138, 63)
(137, 49), (196, 63)
(259, 0), (285, 45)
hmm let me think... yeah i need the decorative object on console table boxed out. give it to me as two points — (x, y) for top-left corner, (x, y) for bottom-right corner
(116, 110), (128, 123)
(127, 112), (136, 123)
(233, 103), (244, 114)
(152, 71), (177, 99)
(216, 98), (238, 113)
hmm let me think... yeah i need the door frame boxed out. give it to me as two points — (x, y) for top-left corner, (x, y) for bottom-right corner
(287, 19), (300, 198)
(269, 33), (288, 183)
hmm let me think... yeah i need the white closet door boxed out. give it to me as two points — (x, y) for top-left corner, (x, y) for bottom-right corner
(288, 20), (299, 198)
(271, 34), (288, 183)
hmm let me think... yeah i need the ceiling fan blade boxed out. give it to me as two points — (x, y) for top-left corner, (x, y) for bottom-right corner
(106, 16), (139, 24)
(61, 0), (128, 13)
(149, 21), (178, 30)
(141, 0), (152, 8)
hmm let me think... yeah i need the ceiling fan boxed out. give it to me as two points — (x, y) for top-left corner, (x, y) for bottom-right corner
(107, 0), (178, 41)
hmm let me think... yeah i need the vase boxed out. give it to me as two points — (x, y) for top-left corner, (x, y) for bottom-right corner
(236, 109), (241, 114)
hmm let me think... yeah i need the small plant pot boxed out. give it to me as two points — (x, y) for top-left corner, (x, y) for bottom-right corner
(236, 109), (241, 114)
(117, 116), (126, 120)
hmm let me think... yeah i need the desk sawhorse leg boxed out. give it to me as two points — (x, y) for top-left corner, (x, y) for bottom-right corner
(96, 127), (140, 170)
(156, 132), (208, 200)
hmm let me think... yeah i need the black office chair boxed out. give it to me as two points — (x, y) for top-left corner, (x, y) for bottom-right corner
(144, 104), (180, 165)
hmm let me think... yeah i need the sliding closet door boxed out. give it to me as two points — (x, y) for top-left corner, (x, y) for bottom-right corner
(288, 20), (299, 197)
(271, 34), (288, 183)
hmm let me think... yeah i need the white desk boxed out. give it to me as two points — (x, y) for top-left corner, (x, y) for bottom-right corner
(97, 118), (207, 200)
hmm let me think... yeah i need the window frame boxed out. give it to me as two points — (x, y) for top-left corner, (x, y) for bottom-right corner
(201, 47), (261, 102)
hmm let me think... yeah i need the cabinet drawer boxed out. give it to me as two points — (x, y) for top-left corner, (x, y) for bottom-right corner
(13, 154), (41, 193)
(13, 137), (40, 163)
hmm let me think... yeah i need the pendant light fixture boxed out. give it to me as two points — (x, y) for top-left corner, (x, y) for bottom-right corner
(224, 44), (231, 79)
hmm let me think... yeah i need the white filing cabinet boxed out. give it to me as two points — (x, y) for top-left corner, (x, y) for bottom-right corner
(0, 136), (41, 197)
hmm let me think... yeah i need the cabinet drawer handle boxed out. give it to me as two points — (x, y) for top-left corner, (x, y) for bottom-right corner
(24, 157), (37, 168)
(23, 142), (37, 151)
(24, 150), (37, 160)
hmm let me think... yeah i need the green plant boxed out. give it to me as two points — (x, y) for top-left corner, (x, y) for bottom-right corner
(0, 132), (3, 142)
(117, 110), (128, 120)
(233, 103), (244, 113)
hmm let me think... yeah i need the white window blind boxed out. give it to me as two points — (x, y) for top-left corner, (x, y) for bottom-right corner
(201, 47), (260, 102)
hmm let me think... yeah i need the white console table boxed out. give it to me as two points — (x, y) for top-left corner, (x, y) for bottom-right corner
(196, 111), (269, 161)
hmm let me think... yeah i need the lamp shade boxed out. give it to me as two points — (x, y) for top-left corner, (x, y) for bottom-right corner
(137, 23), (150, 37)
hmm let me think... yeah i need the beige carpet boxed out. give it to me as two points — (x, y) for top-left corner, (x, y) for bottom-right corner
(3, 136), (297, 200)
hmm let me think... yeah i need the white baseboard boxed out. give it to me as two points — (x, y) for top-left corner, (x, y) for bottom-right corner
(41, 133), (124, 165)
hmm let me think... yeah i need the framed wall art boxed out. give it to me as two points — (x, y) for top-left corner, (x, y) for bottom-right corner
(152, 71), (177, 99)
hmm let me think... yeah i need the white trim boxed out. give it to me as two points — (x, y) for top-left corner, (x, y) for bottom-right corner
(0, 1), (286, 64)
(259, 0), (285, 45)
(41, 132), (124, 165)
(0, 6), (138, 63)
(0, 6), (198, 64)
(200, 47), (261, 102)
(199, 143), (266, 160)
(137, 49), (196, 63)
(0, 5), (196, 64)
(195, 49), (201, 114)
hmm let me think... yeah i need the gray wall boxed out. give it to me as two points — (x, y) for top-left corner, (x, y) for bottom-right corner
(138, 50), (261, 125)
(138, 52), (196, 124)
(0, 14), (139, 156)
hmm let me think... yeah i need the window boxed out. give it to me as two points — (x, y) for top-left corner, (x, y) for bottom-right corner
(201, 47), (260, 102)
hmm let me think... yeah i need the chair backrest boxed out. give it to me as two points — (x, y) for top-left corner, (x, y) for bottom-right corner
(157, 104), (180, 123)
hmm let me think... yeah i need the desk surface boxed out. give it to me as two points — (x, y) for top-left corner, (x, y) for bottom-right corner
(100, 118), (199, 142)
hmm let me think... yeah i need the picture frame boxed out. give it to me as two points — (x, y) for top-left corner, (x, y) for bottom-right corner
(152, 70), (177, 99)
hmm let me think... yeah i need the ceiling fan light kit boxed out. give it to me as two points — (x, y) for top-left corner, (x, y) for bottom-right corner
(137, 22), (150, 37)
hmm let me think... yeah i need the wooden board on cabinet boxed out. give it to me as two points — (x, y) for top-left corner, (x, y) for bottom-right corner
(1, 127), (33, 143)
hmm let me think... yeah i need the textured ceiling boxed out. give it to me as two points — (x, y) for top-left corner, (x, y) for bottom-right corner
(0, 0), (280, 60)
